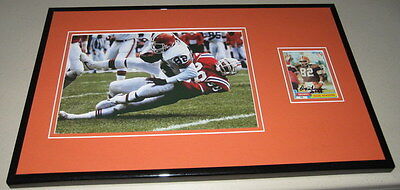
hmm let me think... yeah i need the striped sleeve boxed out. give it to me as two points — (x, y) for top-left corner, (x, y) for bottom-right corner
(206, 76), (230, 91)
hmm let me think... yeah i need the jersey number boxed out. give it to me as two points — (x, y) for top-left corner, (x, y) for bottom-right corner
(299, 68), (314, 77)
(207, 32), (222, 40)
(194, 62), (206, 82)
(173, 55), (189, 65)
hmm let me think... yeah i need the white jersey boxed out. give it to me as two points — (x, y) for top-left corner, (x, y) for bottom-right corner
(90, 35), (106, 51)
(161, 39), (192, 75)
(138, 33), (153, 53)
(203, 32), (225, 43)
(113, 33), (136, 41)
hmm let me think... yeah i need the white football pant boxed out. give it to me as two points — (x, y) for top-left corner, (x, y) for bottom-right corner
(209, 41), (226, 60)
(106, 39), (136, 80)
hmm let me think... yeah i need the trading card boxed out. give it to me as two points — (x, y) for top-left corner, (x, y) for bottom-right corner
(278, 47), (344, 103)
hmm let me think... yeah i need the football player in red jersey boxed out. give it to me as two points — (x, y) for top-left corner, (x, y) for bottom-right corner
(59, 53), (239, 119)
(226, 32), (248, 69)
(285, 54), (300, 91)
(180, 32), (205, 53)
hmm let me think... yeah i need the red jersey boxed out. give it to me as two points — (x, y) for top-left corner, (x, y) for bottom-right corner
(180, 33), (204, 45)
(226, 32), (243, 46)
(71, 35), (88, 43)
(173, 53), (230, 99)
(288, 66), (300, 84)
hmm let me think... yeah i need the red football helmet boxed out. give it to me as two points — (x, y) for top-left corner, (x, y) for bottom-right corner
(151, 33), (176, 53)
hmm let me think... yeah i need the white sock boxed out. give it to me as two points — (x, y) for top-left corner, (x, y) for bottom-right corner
(67, 111), (96, 119)
(116, 75), (126, 81)
(98, 107), (119, 117)
(87, 60), (110, 70)
(116, 70), (126, 81)
(66, 106), (121, 119)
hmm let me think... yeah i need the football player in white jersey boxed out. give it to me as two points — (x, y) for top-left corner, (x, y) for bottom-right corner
(89, 34), (107, 62)
(135, 33), (153, 54)
(106, 33), (137, 80)
(203, 31), (227, 60)
(83, 32), (198, 101)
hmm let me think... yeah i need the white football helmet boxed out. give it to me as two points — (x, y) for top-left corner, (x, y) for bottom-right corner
(216, 58), (239, 76)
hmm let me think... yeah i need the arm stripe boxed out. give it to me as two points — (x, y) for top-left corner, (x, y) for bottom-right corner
(199, 53), (214, 58)
(198, 83), (205, 94)
(208, 79), (230, 90)
(207, 76), (230, 88)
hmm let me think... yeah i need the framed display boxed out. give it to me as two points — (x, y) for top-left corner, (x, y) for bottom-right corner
(7, 4), (394, 185)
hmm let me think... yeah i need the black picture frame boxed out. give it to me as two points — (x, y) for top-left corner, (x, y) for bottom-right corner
(7, 4), (394, 186)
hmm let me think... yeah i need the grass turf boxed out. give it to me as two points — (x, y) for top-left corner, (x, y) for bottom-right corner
(57, 70), (258, 134)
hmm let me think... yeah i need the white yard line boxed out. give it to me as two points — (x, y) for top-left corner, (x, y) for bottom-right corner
(62, 92), (107, 99)
(81, 81), (109, 84)
(153, 113), (256, 131)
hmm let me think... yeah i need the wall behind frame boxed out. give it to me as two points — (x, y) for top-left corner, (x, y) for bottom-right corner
(0, 0), (399, 189)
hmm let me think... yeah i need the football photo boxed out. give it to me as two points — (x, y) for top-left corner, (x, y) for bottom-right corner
(55, 29), (260, 135)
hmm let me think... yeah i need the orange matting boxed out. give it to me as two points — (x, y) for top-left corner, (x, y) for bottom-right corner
(17, 7), (384, 174)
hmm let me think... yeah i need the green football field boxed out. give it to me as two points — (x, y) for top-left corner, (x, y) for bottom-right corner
(56, 70), (258, 134)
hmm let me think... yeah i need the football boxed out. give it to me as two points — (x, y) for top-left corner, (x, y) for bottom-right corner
(139, 52), (162, 63)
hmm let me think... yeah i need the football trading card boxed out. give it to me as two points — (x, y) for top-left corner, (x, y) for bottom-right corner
(278, 47), (344, 103)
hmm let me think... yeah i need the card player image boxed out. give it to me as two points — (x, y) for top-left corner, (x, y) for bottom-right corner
(53, 29), (261, 136)
(278, 48), (344, 103)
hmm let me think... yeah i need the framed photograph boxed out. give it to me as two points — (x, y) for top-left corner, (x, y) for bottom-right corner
(52, 27), (261, 137)
(7, 4), (394, 185)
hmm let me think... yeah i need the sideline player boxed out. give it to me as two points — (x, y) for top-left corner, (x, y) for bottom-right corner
(64, 35), (88, 88)
(89, 34), (108, 62)
(203, 32), (227, 60)
(180, 32), (205, 53)
(59, 54), (239, 119)
(226, 32), (247, 68)
(106, 33), (137, 80)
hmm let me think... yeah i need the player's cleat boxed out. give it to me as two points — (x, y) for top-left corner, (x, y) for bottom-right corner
(95, 99), (117, 110)
(58, 111), (70, 120)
